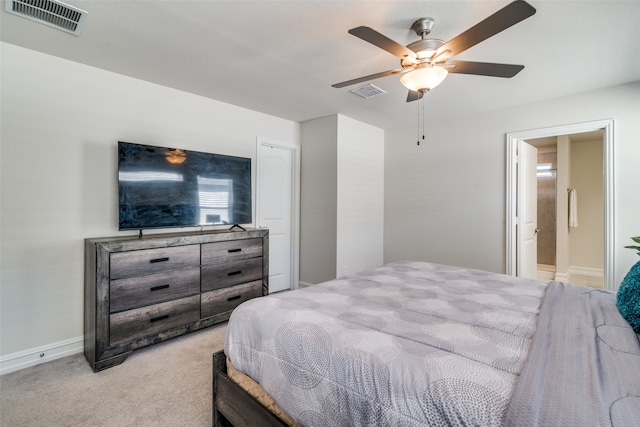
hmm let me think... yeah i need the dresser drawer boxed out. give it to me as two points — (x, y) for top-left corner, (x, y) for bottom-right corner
(201, 238), (263, 265)
(201, 257), (263, 293)
(201, 281), (263, 318)
(110, 295), (200, 345)
(110, 267), (200, 313)
(110, 245), (200, 280)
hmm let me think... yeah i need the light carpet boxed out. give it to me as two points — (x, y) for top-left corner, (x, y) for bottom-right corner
(0, 323), (227, 427)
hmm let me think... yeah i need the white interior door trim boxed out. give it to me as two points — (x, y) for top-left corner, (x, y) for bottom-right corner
(256, 137), (301, 290)
(506, 119), (615, 290)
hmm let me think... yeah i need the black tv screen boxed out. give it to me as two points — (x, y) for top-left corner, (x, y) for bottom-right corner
(118, 141), (252, 230)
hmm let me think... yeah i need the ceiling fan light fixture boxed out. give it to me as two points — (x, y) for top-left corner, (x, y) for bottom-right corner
(400, 66), (448, 93)
(416, 49), (437, 59)
(403, 38), (445, 65)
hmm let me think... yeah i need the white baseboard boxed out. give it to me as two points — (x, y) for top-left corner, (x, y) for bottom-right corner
(0, 336), (83, 376)
(568, 265), (604, 278)
(537, 269), (555, 281)
(299, 281), (315, 288)
(554, 266), (603, 281)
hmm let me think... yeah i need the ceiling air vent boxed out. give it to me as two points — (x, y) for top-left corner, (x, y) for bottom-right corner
(350, 84), (387, 99)
(4, 0), (88, 35)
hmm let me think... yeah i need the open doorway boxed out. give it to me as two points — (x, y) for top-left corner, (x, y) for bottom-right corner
(506, 119), (615, 291)
(525, 131), (604, 287)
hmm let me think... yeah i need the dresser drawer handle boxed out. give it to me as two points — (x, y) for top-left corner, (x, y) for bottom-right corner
(227, 295), (242, 302)
(150, 314), (169, 323)
(227, 271), (242, 277)
(149, 257), (169, 264)
(150, 284), (170, 292)
(228, 248), (242, 253)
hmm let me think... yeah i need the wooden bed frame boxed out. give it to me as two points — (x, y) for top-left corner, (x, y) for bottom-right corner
(213, 350), (288, 427)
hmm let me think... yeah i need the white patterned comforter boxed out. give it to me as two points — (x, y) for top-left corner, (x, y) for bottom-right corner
(224, 261), (547, 426)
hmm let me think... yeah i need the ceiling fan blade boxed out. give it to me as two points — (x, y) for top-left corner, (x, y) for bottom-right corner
(436, 0), (536, 59)
(332, 69), (406, 88)
(445, 60), (524, 78)
(406, 90), (423, 102)
(349, 26), (417, 61)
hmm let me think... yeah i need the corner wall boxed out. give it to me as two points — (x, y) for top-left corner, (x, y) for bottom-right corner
(300, 114), (384, 284)
(300, 116), (338, 284)
(336, 115), (385, 278)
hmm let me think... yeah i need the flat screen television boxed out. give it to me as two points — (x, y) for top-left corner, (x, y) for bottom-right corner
(118, 141), (252, 231)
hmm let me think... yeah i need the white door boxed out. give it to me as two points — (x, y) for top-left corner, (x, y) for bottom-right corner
(257, 142), (295, 292)
(517, 140), (538, 279)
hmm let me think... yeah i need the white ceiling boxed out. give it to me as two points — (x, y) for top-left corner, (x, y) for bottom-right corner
(2, 1), (639, 130)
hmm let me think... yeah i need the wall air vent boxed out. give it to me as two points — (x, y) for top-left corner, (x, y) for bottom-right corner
(4, 0), (88, 35)
(350, 84), (387, 99)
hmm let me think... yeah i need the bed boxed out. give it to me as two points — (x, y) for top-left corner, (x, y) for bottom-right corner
(213, 261), (640, 426)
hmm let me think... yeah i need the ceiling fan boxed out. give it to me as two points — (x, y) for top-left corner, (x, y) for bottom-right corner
(332, 0), (536, 102)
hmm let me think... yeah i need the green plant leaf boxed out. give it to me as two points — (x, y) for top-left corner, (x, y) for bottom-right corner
(624, 247), (640, 256)
(625, 236), (640, 257)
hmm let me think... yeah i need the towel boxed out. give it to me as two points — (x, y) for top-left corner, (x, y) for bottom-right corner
(568, 189), (578, 227)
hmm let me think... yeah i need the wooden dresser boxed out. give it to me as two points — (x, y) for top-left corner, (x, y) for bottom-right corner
(84, 228), (268, 372)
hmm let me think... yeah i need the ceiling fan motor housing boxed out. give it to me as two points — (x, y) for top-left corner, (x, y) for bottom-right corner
(401, 38), (445, 68)
(410, 17), (435, 37)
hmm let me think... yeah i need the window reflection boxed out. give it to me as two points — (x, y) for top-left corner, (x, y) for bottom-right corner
(198, 176), (233, 224)
(118, 171), (183, 182)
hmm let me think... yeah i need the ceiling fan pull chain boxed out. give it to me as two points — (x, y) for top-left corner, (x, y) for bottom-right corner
(417, 96), (421, 145)
(422, 98), (426, 142)
(417, 97), (425, 145)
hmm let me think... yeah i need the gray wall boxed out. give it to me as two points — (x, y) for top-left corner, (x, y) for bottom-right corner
(384, 82), (640, 289)
(300, 116), (338, 284)
(300, 114), (384, 284)
(0, 42), (300, 362)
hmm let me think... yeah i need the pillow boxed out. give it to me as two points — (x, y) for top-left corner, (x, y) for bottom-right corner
(617, 260), (640, 333)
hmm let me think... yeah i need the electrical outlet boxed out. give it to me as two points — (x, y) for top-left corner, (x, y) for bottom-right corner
(342, 265), (348, 276)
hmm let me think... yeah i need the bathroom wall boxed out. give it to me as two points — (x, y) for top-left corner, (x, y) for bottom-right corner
(537, 148), (557, 267)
